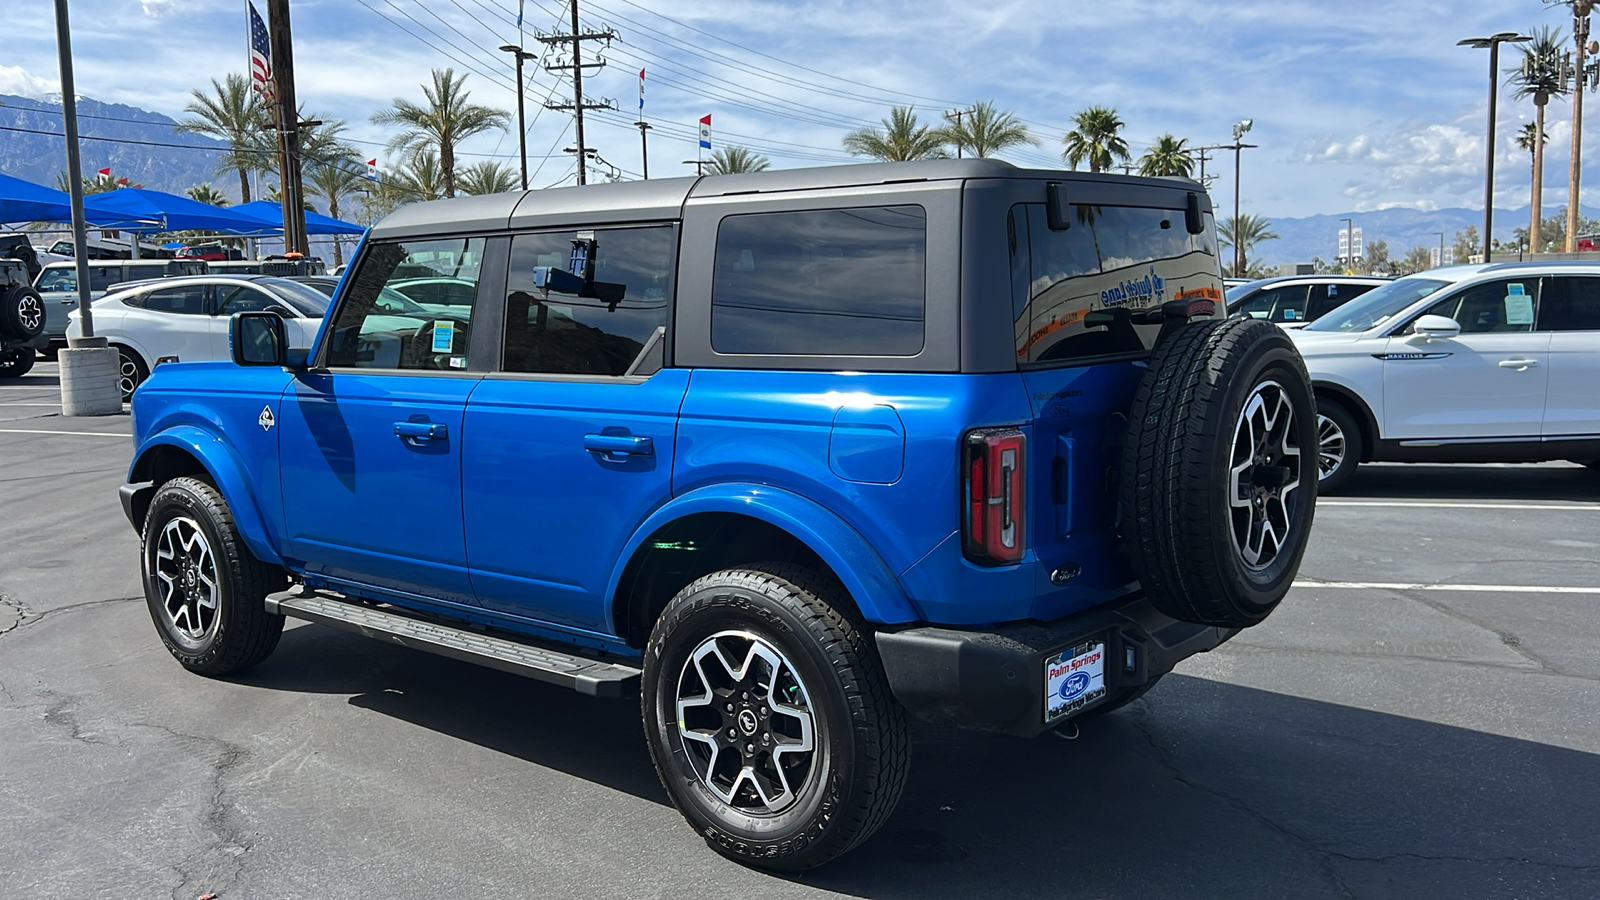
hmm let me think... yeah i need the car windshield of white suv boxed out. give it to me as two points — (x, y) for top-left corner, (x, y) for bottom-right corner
(1301, 277), (1449, 333)
(256, 277), (332, 317)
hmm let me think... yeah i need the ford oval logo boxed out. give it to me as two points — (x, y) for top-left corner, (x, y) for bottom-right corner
(1059, 671), (1091, 702)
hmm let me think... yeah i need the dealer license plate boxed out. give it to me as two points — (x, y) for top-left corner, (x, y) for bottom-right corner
(1044, 639), (1107, 723)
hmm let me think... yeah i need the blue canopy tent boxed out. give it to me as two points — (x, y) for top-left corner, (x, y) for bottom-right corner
(82, 188), (267, 235)
(0, 172), (74, 226)
(230, 200), (366, 236)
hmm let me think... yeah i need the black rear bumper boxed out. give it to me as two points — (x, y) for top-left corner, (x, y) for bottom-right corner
(874, 595), (1235, 737)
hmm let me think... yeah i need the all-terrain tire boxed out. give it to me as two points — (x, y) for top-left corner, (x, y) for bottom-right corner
(141, 476), (286, 676)
(642, 563), (910, 871)
(1121, 317), (1318, 628)
(1, 284), (46, 341)
(1315, 400), (1363, 494)
(0, 349), (35, 378)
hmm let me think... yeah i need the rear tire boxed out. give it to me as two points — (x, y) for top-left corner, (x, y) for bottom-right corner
(0, 349), (34, 378)
(1315, 401), (1363, 494)
(0, 284), (46, 341)
(114, 345), (148, 400)
(1121, 317), (1318, 628)
(642, 563), (910, 871)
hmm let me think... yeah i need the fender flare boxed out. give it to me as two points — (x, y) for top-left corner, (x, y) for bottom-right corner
(129, 425), (284, 565)
(1311, 378), (1380, 461)
(604, 483), (923, 627)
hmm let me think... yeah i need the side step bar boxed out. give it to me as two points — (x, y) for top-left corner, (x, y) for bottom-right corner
(266, 587), (641, 698)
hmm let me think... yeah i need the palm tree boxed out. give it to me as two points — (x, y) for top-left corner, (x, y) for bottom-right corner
(456, 160), (521, 195)
(55, 171), (138, 194)
(371, 68), (511, 198)
(1510, 26), (1567, 253)
(940, 101), (1035, 159)
(184, 183), (231, 206)
(1061, 106), (1130, 173)
(1218, 214), (1280, 277)
(1136, 134), (1195, 178)
(706, 146), (771, 175)
(176, 74), (270, 203)
(371, 149), (448, 214)
(304, 161), (366, 267)
(842, 107), (950, 162)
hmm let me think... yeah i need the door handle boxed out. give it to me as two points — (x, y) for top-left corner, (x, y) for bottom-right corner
(394, 421), (448, 441)
(584, 433), (653, 456)
(1497, 359), (1539, 369)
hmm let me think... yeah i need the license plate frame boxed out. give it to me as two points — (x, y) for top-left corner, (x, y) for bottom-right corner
(1043, 636), (1109, 724)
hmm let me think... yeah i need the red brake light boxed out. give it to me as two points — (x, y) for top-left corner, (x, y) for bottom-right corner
(962, 428), (1026, 565)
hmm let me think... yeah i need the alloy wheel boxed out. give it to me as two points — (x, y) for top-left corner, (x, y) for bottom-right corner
(154, 516), (219, 642)
(1228, 380), (1303, 570)
(1316, 413), (1346, 481)
(117, 351), (142, 398)
(17, 295), (42, 333)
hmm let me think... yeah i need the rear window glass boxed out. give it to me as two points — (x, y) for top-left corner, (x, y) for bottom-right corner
(1009, 203), (1223, 365)
(711, 205), (926, 356)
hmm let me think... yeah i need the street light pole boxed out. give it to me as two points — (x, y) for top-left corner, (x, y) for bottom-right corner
(1230, 119), (1256, 277)
(499, 44), (533, 190)
(1435, 231), (1447, 267)
(1460, 32), (1531, 263)
(1342, 217), (1355, 273)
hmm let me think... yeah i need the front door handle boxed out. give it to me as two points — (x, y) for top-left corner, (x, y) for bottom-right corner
(584, 433), (653, 456)
(1497, 358), (1539, 369)
(395, 420), (448, 441)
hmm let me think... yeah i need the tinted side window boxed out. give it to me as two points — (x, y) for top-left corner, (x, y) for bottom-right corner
(216, 285), (282, 316)
(712, 206), (926, 356)
(89, 267), (123, 291)
(1408, 278), (1538, 334)
(1538, 276), (1600, 331)
(36, 268), (75, 292)
(1308, 282), (1375, 320)
(503, 225), (674, 377)
(325, 237), (485, 370)
(1237, 286), (1309, 322)
(140, 285), (208, 314)
(1011, 203), (1223, 364)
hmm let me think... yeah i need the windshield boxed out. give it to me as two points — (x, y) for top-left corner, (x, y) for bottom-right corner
(1225, 282), (1262, 306)
(258, 277), (332, 317)
(1302, 277), (1450, 333)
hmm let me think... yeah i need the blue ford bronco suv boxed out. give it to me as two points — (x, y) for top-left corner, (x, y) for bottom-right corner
(121, 159), (1316, 870)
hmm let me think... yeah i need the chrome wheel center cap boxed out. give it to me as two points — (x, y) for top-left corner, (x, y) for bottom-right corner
(737, 708), (759, 736)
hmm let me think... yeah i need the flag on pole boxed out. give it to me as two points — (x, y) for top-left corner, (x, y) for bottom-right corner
(366, 159), (379, 182)
(247, 1), (274, 100)
(698, 114), (712, 150)
(639, 68), (646, 113)
(97, 168), (111, 179)
(517, 0), (524, 30)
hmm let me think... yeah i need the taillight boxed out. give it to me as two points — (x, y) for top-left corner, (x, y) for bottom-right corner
(962, 428), (1026, 565)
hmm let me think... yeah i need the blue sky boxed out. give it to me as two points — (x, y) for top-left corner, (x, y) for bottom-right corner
(0, 0), (1586, 219)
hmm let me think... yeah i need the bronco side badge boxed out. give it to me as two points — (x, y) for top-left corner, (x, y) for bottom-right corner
(259, 405), (275, 431)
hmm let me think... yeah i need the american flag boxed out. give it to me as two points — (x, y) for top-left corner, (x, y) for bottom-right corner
(248, 2), (274, 100)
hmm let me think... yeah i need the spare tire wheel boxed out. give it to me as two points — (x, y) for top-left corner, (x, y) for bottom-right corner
(1121, 317), (1318, 628)
(1, 284), (46, 341)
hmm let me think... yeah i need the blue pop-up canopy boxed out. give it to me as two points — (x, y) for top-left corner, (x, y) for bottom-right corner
(0, 172), (74, 225)
(82, 188), (266, 234)
(231, 200), (366, 236)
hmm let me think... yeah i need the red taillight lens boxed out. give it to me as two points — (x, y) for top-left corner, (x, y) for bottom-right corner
(962, 428), (1026, 565)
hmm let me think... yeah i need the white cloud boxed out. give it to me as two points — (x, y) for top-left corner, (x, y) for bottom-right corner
(0, 65), (53, 99)
(141, 0), (177, 17)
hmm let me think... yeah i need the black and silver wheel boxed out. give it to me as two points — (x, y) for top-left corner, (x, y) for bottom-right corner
(0, 348), (35, 378)
(1314, 401), (1362, 494)
(0, 284), (46, 342)
(1229, 380), (1304, 571)
(115, 345), (148, 400)
(643, 563), (909, 871)
(142, 476), (285, 675)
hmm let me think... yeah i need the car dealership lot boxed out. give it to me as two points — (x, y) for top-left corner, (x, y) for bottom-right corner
(1, 361), (1597, 899)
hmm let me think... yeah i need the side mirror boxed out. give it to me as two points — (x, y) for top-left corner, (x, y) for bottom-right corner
(1185, 192), (1206, 235)
(1412, 314), (1461, 340)
(231, 311), (287, 366)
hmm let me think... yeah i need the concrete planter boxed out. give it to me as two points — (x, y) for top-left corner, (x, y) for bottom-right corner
(59, 346), (122, 416)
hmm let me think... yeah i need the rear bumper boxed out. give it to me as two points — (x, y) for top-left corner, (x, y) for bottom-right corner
(874, 594), (1235, 737)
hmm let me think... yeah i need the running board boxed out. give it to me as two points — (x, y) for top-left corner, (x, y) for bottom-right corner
(265, 587), (641, 698)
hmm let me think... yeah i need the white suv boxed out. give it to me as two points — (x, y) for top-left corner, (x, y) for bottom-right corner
(1290, 262), (1600, 490)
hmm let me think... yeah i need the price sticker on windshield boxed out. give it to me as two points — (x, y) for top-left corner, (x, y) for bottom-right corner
(431, 320), (456, 354)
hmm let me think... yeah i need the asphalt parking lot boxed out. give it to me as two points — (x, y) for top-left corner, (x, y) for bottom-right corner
(2, 359), (1597, 900)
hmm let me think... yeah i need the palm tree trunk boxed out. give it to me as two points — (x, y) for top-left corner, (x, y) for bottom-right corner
(238, 164), (252, 204)
(1533, 102), (1546, 254)
(330, 194), (344, 267)
(442, 141), (456, 198)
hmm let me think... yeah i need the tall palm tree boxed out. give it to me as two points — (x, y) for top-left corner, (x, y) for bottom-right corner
(706, 146), (771, 175)
(54, 171), (138, 194)
(1218, 214), (1280, 277)
(304, 161), (366, 267)
(1136, 134), (1195, 178)
(176, 74), (270, 203)
(377, 149), (448, 209)
(1062, 106), (1130, 173)
(184, 183), (231, 207)
(456, 160), (521, 195)
(842, 107), (950, 162)
(940, 101), (1035, 158)
(1510, 26), (1567, 253)
(371, 68), (511, 198)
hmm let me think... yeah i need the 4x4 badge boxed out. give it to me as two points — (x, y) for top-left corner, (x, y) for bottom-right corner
(258, 405), (275, 431)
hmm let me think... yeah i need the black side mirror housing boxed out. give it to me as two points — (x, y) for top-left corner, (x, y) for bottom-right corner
(1046, 182), (1072, 231)
(231, 311), (287, 367)
(1185, 192), (1206, 235)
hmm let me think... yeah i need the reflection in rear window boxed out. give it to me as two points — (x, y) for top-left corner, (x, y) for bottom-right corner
(711, 206), (926, 356)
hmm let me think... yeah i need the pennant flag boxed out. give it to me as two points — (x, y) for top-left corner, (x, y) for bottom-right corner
(698, 114), (711, 150)
(97, 168), (111, 178)
(639, 68), (646, 112)
(247, 2), (275, 100)
(517, 0), (524, 30)
(366, 159), (379, 181)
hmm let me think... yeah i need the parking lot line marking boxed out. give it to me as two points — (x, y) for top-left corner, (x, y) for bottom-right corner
(0, 428), (128, 438)
(1295, 580), (1600, 594)
(0, 402), (68, 407)
(1320, 501), (1598, 511)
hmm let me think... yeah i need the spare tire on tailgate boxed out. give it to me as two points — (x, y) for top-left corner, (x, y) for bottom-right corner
(1, 284), (46, 342)
(1121, 317), (1317, 628)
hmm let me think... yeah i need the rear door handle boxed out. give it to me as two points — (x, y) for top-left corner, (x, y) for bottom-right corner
(584, 433), (653, 456)
(395, 421), (448, 441)
(1497, 359), (1539, 369)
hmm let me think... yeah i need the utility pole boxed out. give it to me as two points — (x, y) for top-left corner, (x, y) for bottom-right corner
(499, 44), (535, 189)
(1569, 3), (1595, 252)
(266, 0), (308, 255)
(538, 0), (616, 186)
(635, 121), (652, 179)
(1225, 119), (1257, 277)
(944, 107), (975, 158)
(682, 159), (710, 175)
(1193, 145), (1221, 190)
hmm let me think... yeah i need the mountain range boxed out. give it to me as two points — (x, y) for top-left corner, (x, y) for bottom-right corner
(3, 92), (1594, 267)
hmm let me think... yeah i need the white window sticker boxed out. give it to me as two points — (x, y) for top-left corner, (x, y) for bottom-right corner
(1505, 293), (1534, 325)
(431, 320), (455, 353)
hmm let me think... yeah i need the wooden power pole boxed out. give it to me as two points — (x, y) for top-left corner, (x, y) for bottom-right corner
(266, 0), (308, 255)
(539, 0), (615, 185)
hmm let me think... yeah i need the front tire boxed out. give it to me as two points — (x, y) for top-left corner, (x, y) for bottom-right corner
(141, 476), (286, 676)
(642, 563), (909, 871)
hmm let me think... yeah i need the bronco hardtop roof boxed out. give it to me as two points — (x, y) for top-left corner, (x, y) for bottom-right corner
(369, 159), (1207, 239)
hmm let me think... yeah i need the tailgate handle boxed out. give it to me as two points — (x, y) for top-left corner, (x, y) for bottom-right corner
(584, 433), (653, 456)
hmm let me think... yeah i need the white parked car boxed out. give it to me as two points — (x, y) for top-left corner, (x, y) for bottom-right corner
(66, 276), (332, 399)
(1289, 262), (1600, 490)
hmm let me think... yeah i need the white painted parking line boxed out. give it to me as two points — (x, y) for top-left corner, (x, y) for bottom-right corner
(0, 428), (128, 438)
(1320, 501), (1598, 511)
(1295, 580), (1600, 594)
(0, 403), (68, 407)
